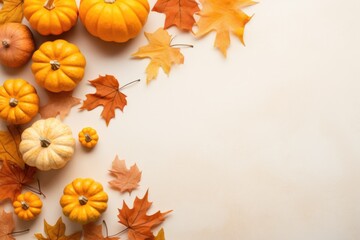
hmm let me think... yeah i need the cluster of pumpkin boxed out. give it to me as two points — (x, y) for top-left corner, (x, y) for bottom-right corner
(0, 0), (150, 226)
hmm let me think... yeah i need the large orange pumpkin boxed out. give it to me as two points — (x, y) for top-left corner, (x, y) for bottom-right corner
(79, 0), (150, 43)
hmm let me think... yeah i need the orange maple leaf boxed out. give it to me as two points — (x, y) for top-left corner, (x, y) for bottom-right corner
(0, 125), (24, 168)
(118, 190), (172, 240)
(39, 92), (81, 120)
(132, 28), (185, 83)
(0, 160), (36, 202)
(109, 155), (142, 194)
(0, 208), (15, 240)
(195, 0), (257, 56)
(35, 217), (82, 240)
(81, 75), (136, 126)
(152, 0), (200, 31)
(83, 222), (120, 240)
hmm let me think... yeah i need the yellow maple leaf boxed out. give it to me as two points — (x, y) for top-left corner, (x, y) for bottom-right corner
(132, 28), (184, 83)
(0, 0), (24, 24)
(0, 126), (24, 169)
(195, 0), (257, 57)
(155, 228), (165, 240)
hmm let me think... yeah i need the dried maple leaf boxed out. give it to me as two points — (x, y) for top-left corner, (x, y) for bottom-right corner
(195, 0), (257, 57)
(0, 208), (15, 240)
(0, 0), (24, 24)
(83, 222), (120, 240)
(154, 228), (165, 240)
(80, 75), (131, 126)
(0, 160), (36, 202)
(0, 125), (24, 168)
(109, 155), (142, 194)
(39, 92), (81, 120)
(35, 217), (82, 240)
(152, 0), (200, 31)
(132, 28), (184, 83)
(118, 190), (172, 240)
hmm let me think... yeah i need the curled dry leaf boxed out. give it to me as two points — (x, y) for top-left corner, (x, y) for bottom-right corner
(0, 0), (24, 24)
(83, 222), (120, 240)
(195, 0), (257, 57)
(39, 91), (81, 120)
(35, 217), (82, 240)
(0, 125), (24, 168)
(109, 155), (142, 194)
(118, 190), (172, 240)
(0, 207), (15, 240)
(132, 28), (185, 83)
(152, 0), (200, 31)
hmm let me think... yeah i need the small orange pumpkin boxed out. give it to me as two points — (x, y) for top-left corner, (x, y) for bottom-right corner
(13, 192), (43, 221)
(23, 0), (78, 36)
(0, 23), (35, 68)
(78, 127), (99, 148)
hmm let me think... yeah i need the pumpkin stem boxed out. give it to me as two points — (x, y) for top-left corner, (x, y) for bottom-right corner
(84, 133), (92, 142)
(78, 195), (88, 205)
(9, 98), (18, 107)
(104, 0), (116, 3)
(40, 138), (51, 148)
(43, 0), (55, 10)
(50, 60), (60, 70)
(20, 201), (30, 210)
(2, 40), (10, 48)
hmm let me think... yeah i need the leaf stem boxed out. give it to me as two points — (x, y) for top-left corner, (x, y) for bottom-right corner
(107, 227), (129, 237)
(23, 178), (46, 198)
(119, 79), (141, 90)
(10, 229), (30, 235)
(170, 43), (194, 48)
(103, 220), (109, 237)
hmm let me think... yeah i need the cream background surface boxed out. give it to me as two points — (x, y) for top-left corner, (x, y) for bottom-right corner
(1, 0), (360, 239)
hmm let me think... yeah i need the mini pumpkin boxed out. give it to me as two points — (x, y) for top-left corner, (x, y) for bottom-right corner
(31, 39), (86, 92)
(19, 118), (76, 171)
(78, 127), (99, 148)
(13, 192), (42, 221)
(0, 23), (35, 68)
(60, 178), (108, 224)
(79, 0), (150, 43)
(0, 79), (40, 125)
(23, 0), (78, 36)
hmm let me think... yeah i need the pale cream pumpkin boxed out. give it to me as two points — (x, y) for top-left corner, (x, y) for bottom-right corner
(19, 118), (76, 171)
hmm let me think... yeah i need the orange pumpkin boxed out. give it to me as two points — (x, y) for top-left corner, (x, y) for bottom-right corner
(79, 0), (150, 43)
(23, 0), (78, 36)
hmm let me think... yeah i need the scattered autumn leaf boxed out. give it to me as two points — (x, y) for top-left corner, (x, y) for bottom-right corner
(152, 0), (200, 31)
(155, 228), (165, 240)
(35, 217), (82, 240)
(109, 155), (142, 194)
(0, 207), (15, 240)
(0, 160), (36, 202)
(118, 190), (172, 240)
(39, 92), (81, 120)
(195, 0), (257, 56)
(83, 222), (120, 240)
(132, 28), (185, 83)
(0, 125), (24, 168)
(80, 75), (136, 126)
(0, 0), (24, 24)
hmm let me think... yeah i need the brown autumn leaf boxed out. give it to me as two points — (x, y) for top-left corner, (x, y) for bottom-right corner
(81, 75), (134, 126)
(0, 0), (24, 24)
(132, 28), (185, 83)
(0, 160), (36, 202)
(83, 222), (120, 240)
(39, 92), (81, 120)
(195, 0), (257, 57)
(0, 207), (15, 240)
(154, 228), (165, 240)
(109, 155), (142, 194)
(35, 217), (82, 240)
(152, 0), (200, 31)
(0, 125), (24, 169)
(118, 190), (172, 240)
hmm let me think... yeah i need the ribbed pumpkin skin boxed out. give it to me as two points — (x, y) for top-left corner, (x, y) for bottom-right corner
(79, 0), (150, 43)
(13, 192), (42, 221)
(23, 0), (78, 36)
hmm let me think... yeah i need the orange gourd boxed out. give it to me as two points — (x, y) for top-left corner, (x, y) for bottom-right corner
(13, 192), (43, 221)
(78, 127), (99, 148)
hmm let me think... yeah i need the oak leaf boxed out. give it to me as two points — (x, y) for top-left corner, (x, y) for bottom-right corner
(0, 125), (24, 168)
(118, 190), (172, 240)
(35, 217), (82, 240)
(155, 229), (165, 240)
(132, 28), (184, 83)
(109, 155), (142, 194)
(152, 0), (200, 31)
(0, 160), (36, 202)
(83, 222), (120, 240)
(0, 208), (15, 240)
(195, 0), (257, 56)
(0, 0), (24, 24)
(39, 92), (81, 120)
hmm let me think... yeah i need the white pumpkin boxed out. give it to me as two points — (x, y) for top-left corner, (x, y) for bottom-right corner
(19, 118), (76, 171)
